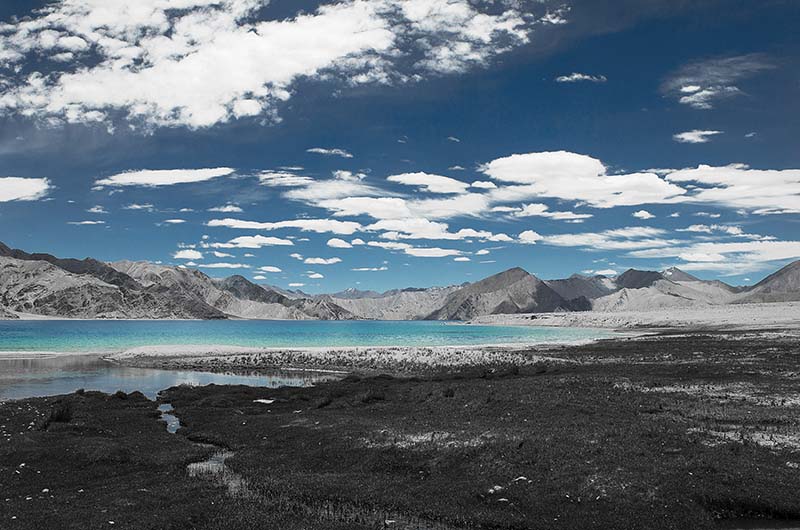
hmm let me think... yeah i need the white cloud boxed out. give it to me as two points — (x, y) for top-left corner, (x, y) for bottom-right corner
(87, 205), (108, 214)
(387, 172), (469, 194)
(163, 219), (186, 224)
(449, 165), (465, 171)
(211, 235), (294, 249)
(208, 204), (243, 213)
(327, 238), (352, 249)
(447, 136), (460, 142)
(174, 249), (203, 260)
(288, 283), (305, 288)
(476, 249), (490, 256)
(303, 257), (342, 265)
(365, 218), (500, 241)
(212, 251), (234, 258)
(632, 210), (655, 220)
(0, 0), (546, 130)
(662, 54), (774, 109)
(555, 73), (607, 83)
(0, 177), (51, 202)
(67, 220), (105, 225)
(482, 151), (686, 208)
(123, 203), (154, 211)
(629, 240), (800, 274)
(351, 238), (366, 246)
(94, 168), (234, 187)
(290, 253), (304, 260)
(207, 218), (362, 235)
(676, 224), (744, 236)
(666, 164), (800, 214)
(470, 180), (496, 189)
(454, 256), (470, 262)
(352, 266), (388, 271)
(258, 266), (282, 273)
(673, 130), (722, 144)
(518, 230), (542, 244)
(306, 147), (353, 158)
(540, 227), (677, 251)
(515, 203), (593, 221)
(253, 275), (267, 280)
(404, 247), (462, 258)
(307, 272), (324, 279)
(197, 262), (250, 269)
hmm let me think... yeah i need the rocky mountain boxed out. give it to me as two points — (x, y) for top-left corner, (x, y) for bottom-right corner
(331, 286), (461, 320)
(426, 268), (589, 320)
(0, 241), (797, 321)
(545, 274), (618, 301)
(736, 260), (800, 303)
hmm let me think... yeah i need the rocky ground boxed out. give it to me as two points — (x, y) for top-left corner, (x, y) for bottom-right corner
(2, 330), (800, 529)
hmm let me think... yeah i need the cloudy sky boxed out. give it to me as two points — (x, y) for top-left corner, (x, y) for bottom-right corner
(1, 0), (798, 292)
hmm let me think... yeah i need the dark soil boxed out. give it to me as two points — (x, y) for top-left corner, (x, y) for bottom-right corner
(2, 331), (799, 529)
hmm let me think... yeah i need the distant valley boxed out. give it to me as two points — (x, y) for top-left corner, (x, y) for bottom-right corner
(1, 241), (798, 321)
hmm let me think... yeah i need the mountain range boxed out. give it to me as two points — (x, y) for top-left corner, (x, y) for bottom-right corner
(0, 241), (798, 321)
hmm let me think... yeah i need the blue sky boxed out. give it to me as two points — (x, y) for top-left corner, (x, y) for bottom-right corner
(0, 0), (798, 293)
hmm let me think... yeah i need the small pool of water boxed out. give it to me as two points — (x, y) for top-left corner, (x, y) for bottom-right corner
(0, 355), (337, 401)
(158, 403), (181, 433)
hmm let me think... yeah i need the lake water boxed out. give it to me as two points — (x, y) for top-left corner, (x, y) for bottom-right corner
(0, 355), (338, 401)
(0, 320), (611, 401)
(0, 319), (608, 352)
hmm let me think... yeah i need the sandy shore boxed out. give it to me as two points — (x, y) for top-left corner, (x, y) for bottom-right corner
(108, 342), (593, 373)
(469, 301), (800, 330)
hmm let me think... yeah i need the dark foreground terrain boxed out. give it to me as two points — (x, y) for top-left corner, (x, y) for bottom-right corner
(1, 331), (799, 529)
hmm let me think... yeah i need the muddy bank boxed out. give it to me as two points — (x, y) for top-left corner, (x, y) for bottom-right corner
(2, 331), (800, 529)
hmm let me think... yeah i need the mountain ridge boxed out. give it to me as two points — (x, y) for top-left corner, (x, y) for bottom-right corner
(0, 241), (797, 321)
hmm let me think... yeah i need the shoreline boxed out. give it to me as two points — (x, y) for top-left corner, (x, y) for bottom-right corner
(3, 329), (799, 529)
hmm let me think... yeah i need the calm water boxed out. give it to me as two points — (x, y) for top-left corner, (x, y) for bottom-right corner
(0, 355), (337, 401)
(0, 320), (610, 401)
(0, 319), (608, 352)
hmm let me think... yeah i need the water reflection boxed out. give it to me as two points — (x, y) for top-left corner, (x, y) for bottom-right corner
(0, 355), (339, 401)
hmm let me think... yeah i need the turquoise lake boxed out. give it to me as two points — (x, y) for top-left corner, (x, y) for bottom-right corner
(0, 320), (609, 352)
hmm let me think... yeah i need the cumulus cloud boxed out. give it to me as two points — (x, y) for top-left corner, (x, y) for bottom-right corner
(387, 172), (469, 194)
(0, 177), (51, 202)
(365, 218), (506, 241)
(87, 205), (108, 214)
(197, 262), (250, 269)
(632, 210), (655, 220)
(307, 272), (324, 279)
(304, 257), (342, 265)
(514, 203), (593, 221)
(666, 164), (800, 214)
(174, 249), (203, 260)
(630, 240), (800, 274)
(454, 256), (470, 262)
(95, 168), (234, 187)
(208, 204), (243, 213)
(208, 218), (362, 235)
(123, 203), (154, 211)
(404, 247), (462, 258)
(210, 235), (294, 249)
(258, 266), (282, 273)
(676, 224), (744, 236)
(306, 147), (353, 158)
(673, 130), (722, 144)
(555, 72), (607, 83)
(481, 151), (686, 208)
(327, 238), (352, 249)
(661, 54), (774, 109)
(0, 0), (549, 129)
(539, 227), (677, 251)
